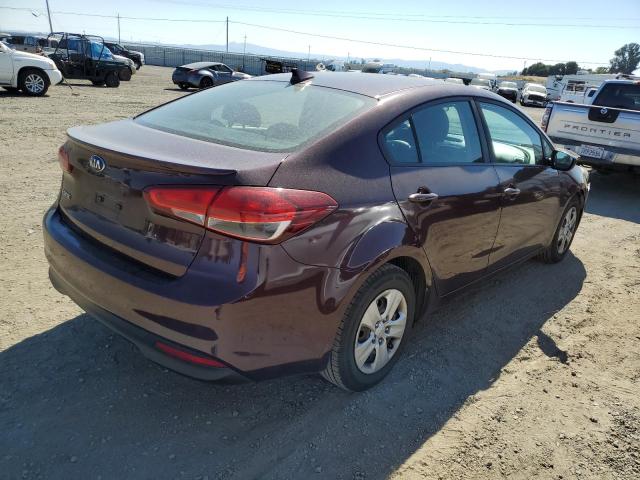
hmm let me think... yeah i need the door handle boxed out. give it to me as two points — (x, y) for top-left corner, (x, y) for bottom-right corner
(503, 187), (521, 197)
(408, 192), (439, 203)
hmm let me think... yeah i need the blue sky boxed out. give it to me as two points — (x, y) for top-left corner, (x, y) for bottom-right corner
(1, 0), (638, 71)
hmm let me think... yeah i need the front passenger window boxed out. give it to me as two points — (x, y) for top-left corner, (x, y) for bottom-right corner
(479, 103), (543, 165)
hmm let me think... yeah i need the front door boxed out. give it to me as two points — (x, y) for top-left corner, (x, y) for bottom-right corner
(0, 44), (13, 84)
(476, 100), (564, 271)
(386, 98), (503, 295)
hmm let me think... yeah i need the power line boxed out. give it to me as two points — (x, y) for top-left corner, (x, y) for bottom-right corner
(151, 0), (640, 23)
(0, 6), (226, 23)
(231, 20), (610, 65)
(3, 5), (638, 29)
(0, 6), (612, 64)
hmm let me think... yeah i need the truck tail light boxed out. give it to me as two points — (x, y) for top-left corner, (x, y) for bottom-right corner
(144, 186), (338, 244)
(541, 105), (553, 132)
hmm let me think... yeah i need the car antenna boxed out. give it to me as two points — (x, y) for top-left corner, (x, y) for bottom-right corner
(290, 68), (314, 85)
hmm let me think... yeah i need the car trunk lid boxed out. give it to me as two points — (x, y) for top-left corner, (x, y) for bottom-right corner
(59, 119), (285, 277)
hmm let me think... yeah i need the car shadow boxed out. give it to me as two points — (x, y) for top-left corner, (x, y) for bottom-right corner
(0, 254), (585, 479)
(585, 171), (639, 224)
(164, 87), (193, 92)
(0, 90), (53, 98)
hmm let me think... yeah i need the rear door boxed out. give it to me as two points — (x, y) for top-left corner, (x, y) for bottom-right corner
(476, 100), (563, 271)
(386, 98), (503, 295)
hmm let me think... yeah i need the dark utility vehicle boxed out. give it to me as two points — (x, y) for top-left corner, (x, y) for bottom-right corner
(46, 33), (125, 87)
(44, 71), (589, 391)
(104, 42), (144, 69)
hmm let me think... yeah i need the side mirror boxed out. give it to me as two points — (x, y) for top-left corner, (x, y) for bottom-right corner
(552, 150), (576, 171)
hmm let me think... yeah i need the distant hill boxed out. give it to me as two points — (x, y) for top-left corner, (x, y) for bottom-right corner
(180, 41), (507, 74)
(4, 29), (511, 74)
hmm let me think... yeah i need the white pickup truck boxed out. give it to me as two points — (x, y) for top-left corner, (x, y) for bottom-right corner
(0, 41), (62, 95)
(542, 79), (640, 173)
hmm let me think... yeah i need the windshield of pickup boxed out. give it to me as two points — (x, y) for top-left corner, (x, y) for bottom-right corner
(499, 82), (517, 89)
(527, 84), (546, 94)
(594, 83), (640, 111)
(471, 79), (491, 87)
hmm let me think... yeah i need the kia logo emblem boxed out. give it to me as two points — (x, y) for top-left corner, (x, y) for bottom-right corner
(600, 108), (608, 115)
(88, 155), (106, 173)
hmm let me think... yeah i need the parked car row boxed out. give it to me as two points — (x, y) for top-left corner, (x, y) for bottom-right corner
(1, 32), (146, 95)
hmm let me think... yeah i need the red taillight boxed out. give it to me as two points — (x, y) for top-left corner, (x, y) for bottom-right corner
(154, 341), (225, 368)
(144, 186), (337, 244)
(541, 105), (552, 132)
(206, 187), (338, 243)
(58, 145), (73, 173)
(144, 187), (220, 226)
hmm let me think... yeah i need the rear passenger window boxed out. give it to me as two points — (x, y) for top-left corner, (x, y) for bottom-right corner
(411, 101), (483, 164)
(383, 119), (419, 164)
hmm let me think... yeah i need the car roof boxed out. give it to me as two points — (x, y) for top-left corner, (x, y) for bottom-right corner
(249, 71), (447, 98)
(182, 61), (224, 69)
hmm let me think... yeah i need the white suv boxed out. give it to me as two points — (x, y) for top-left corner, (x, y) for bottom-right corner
(0, 41), (62, 96)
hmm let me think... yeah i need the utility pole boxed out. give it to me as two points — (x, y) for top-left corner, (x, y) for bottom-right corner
(242, 34), (246, 71)
(117, 13), (121, 44)
(226, 16), (229, 53)
(307, 45), (310, 70)
(45, 0), (53, 33)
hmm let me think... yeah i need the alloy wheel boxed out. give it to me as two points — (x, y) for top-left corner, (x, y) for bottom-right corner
(354, 289), (407, 374)
(557, 206), (577, 254)
(25, 73), (45, 94)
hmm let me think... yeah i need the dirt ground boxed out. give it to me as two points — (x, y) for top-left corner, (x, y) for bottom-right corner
(1, 66), (639, 480)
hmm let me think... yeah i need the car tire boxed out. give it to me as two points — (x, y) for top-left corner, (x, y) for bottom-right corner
(538, 197), (581, 264)
(199, 77), (214, 89)
(18, 68), (49, 96)
(134, 61), (142, 70)
(178, 83), (189, 90)
(119, 68), (132, 81)
(321, 264), (416, 391)
(105, 72), (120, 88)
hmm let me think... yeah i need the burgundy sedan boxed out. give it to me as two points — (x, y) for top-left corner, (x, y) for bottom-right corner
(44, 70), (589, 391)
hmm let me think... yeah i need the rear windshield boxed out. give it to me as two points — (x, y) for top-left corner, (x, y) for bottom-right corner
(135, 80), (376, 152)
(593, 83), (640, 111)
(471, 79), (491, 87)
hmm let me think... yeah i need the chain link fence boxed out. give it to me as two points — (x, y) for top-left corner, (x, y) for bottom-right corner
(121, 43), (323, 76)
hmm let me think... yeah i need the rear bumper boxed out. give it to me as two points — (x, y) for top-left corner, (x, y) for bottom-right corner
(43, 206), (344, 381)
(49, 266), (243, 381)
(171, 71), (199, 87)
(549, 137), (640, 169)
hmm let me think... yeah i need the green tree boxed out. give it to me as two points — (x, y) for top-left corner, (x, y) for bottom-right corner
(609, 43), (640, 74)
(595, 66), (610, 74)
(522, 62), (549, 76)
(565, 61), (579, 74)
(548, 63), (566, 75)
